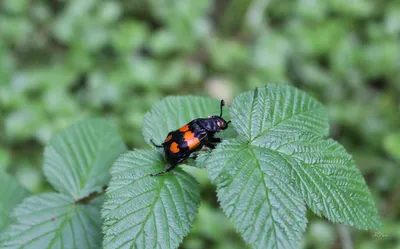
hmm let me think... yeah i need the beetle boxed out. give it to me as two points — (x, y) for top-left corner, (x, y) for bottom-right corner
(150, 99), (231, 176)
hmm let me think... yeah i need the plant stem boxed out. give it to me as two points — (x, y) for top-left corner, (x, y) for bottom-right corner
(75, 185), (108, 204)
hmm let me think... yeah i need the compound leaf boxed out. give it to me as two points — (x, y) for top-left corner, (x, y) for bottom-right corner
(102, 150), (200, 249)
(1, 118), (124, 249)
(0, 193), (102, 249)
(44, 118), (126, 200)
(0, 172), (30, 232)
(201, 84), (381, 249)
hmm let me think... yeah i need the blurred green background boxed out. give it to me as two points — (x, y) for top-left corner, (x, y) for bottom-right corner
(1, 0), (399, 248)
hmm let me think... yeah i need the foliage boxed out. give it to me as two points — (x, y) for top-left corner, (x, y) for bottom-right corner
(44, 118), (126, 199)
(0, 119), (126, 249)
(102, 96), (230, 249)
(0, 172), (30, 232)
(1, 0), (399, 248)
(102, 84), (380, 249)
(102, 150), (200, 249)
(203, 85), (380, 248)
(1, 194), (103, 249)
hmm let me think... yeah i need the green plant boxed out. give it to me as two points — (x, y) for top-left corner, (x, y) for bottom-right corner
(0, 119), (126, 248)
(0, 84), (380, 249)
(0, 172), (30, 233)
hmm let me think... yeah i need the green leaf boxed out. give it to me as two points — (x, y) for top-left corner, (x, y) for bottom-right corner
(258, 131), (381, 230)
(203, 84), (380, 249)
(142, 96), (236, 146)
(0, 193), (103, 249)
(44, 118), (126, 199)
(205, 139), (307, 249)
(0, 172), (30, 232)
(230, 84), (329, 141)
(0, 119), (119, 248)
(102, 150), (200, 249)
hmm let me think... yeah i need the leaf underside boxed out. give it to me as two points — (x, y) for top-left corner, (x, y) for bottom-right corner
(0, 172), (30, 233)
(44, 118), (126, 200)
(102, 150), (200, 249)
(202, 84), (381, 249)
(0, 193), (102, 249)
(1, 119), (126, 249)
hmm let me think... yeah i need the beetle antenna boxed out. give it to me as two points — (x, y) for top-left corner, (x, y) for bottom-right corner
(220, 99), (225, 117)
(150, 139), (163, 148)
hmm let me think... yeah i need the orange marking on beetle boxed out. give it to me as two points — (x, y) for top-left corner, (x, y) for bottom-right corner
(165, 134), (173, 142)
(179, 124), (189, 132)
(184, 131), (200, 150)
(170, 142), (180, 153)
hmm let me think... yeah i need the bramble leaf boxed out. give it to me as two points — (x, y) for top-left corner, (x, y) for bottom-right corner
(44, 118), (126, 199)
(206, 139), (307, 249)
(1, 119), (124, 249)
(0, 172), (30, 232)
(102, 150), (200, 249)
(0, 193), (103, 249)
(256, 131), (381, 230)
(201, 84), (381, 249)
(230, 84), (329, 141)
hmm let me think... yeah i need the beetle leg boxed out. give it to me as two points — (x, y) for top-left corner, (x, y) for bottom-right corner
(208, 137), (221, 143)
(150, 139), (163, 148)
(204, 142), (216, 149)
(202, 133), (221, 149)
(150, 164), (177, 176)
(205, 131), (221, 143)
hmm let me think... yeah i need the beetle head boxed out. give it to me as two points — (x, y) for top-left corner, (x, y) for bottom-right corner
(213, 99), (231, 130)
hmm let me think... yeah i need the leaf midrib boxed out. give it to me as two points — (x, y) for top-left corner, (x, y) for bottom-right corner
(79, 129), (115, 198)
(50, 129), (114, 199)
(248, 148), (278, 248)
(9, 208), (72, 249)
(46, 208), (74, 249)
(118, 178), (165, 249)
(275, 147), (371, 227)
(135, 182), (162, 247)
